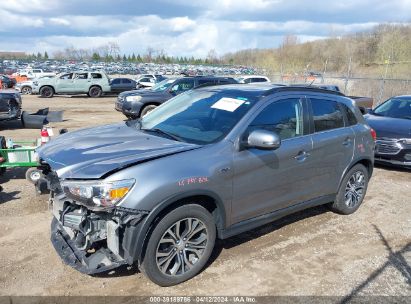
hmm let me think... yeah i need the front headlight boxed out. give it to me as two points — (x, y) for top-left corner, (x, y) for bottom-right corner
(61, 179), (135, 207)
(399, 138), (411, 145)
(126, 95), (142, 102)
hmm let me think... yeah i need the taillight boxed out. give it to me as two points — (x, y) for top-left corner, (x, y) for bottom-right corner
(370, 128), (377, 141)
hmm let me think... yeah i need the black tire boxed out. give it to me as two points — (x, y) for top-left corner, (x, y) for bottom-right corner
(25, 167), (43, 184)
(40, 86), (54, 98)
(140, 204), (216, 286)
(330, 164), (369, 215)
(140, 104), (157, 117)
(88, 86), (102, 98)
(21, 86), (32, 95)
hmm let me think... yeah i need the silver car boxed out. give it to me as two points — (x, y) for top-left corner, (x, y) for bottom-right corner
(36, 84), (375, 286)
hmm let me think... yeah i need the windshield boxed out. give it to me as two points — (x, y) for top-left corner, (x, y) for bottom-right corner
(373, 98), (411, 120)
(139, 89), (259, 144)
(151, 79), (175, 92)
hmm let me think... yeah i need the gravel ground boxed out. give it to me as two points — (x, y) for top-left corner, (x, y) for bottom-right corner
(0, 94), (410, 297)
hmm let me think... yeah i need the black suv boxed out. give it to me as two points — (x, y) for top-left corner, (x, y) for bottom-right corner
(115, 76), (238, 118)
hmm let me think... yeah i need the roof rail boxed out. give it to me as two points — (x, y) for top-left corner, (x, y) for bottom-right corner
(263, 85), (345, 97)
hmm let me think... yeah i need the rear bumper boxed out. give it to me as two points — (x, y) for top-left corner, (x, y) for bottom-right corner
(51, 217), (127, 275)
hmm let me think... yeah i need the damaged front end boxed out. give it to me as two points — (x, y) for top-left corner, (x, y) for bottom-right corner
(46, 169), (149, 275)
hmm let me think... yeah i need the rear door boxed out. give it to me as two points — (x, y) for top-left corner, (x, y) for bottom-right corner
(231, 95), (315, 223)
(306, 95), (355, 197)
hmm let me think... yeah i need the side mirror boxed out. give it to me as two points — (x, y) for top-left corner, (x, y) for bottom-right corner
(247, 130), (281, 150)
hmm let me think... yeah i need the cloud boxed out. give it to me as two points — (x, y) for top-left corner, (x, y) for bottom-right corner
(49, 18), (70, 26)
(0, 0), (409, 57)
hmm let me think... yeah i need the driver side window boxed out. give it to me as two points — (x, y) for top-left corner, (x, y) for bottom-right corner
(246, 98), (304, 140)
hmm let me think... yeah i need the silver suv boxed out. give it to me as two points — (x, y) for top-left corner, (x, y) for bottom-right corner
(37, 85), (375, 286)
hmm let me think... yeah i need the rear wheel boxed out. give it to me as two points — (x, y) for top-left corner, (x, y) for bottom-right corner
(140, 104), (157, 117)
(141, 204), (216, 286)
(330, 164), (369, 215)
(40, 86), (54, 98)
(88, 86), (102, 98)
(1, 83), (8, 89)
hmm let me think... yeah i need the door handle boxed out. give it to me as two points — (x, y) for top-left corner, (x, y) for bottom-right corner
(294, 150), (310, 162)
(342, 137), (352, 146)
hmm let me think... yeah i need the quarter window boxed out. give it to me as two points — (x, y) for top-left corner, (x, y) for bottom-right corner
(311, 99), (344, 132)
(91, 73), (102, 79)
(247, 99), (304, 140)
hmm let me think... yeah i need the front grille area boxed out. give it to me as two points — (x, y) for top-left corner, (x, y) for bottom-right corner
(375, 139), (402, 155)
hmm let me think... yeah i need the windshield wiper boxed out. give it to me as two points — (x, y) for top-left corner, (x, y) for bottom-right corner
(141, 128), (185, 142)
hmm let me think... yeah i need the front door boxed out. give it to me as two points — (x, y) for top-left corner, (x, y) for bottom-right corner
(231, 97), (315, 224)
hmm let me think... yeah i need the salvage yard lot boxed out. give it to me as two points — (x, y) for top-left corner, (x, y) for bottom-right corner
(0, 95), (410, 296)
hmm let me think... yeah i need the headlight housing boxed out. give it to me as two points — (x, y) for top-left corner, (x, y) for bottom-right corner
(125, 95), (142, 102)
(61, 179), (135, 208)
(399, 138), (411, 145)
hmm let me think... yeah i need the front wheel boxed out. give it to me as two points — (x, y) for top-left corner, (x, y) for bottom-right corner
(330, 164), (369, 215)
(140, 104), (157, 117)
(141, 204), (216, 286)
(25, 167), (43, 184)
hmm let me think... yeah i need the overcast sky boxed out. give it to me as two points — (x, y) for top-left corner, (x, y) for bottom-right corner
(0, 0), (410, 58)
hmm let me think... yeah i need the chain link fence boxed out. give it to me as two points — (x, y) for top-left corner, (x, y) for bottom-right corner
(267, 73), (411, 107)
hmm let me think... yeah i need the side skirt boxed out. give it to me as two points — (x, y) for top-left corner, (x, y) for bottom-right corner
(218, 194), (336, 239)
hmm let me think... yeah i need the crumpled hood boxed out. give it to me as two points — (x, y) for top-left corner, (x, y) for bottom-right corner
(364, 114), (411, 139)
(36, 122), (200, 179)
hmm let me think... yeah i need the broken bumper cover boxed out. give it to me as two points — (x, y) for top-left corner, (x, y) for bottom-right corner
(51, 217), (127, 275)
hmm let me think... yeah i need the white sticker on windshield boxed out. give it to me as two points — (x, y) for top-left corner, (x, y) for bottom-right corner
(211, 98), (245, 112)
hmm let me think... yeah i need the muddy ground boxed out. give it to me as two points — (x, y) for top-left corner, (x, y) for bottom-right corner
(0, 94), (410, 297)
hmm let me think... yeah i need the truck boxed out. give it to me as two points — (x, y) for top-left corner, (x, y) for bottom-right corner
(32, 71), (111, 98)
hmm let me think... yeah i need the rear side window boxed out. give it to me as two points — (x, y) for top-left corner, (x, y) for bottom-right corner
(91, 73), (102, 79)
(122, 79), (132, 84)
(340, 103), (358, 126)
(111, 79), (120, 84)
(247, 98), (304, 140)
(311, 99), (344, 132)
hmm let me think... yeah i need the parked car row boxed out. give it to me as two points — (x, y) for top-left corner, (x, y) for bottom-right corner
(1, 59), (260, 78)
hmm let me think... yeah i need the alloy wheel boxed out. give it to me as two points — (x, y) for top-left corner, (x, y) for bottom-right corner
(156, 218), (208, 276)
(344, 171), (365, 208)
